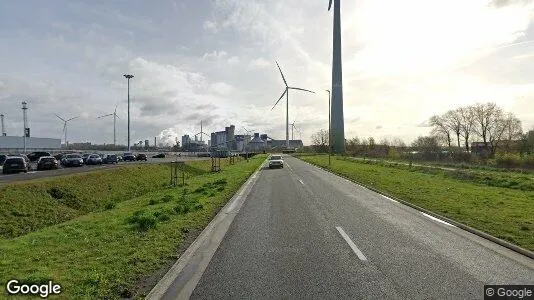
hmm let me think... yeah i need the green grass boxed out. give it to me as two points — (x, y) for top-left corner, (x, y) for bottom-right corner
(0, 155), (265, 299)
(297, 154), (534, 251)
(341, 156), (534, 192)
(0, 159), (238, 239)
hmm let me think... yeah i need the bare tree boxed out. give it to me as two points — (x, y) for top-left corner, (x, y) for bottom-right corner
(429, 115), (452, 147)
(472, 102), (500, 152)
(501, 113), (523, 151)
(458, 106), (475, 152)
(311, 129), (329, 152)
(391, 137), (406, 148)
(444, 109), (462, 148)
(411, 136), (440, 153)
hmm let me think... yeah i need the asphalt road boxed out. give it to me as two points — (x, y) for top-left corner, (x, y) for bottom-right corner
(162, 155), (533, 299)
(0, 155), (209, 185)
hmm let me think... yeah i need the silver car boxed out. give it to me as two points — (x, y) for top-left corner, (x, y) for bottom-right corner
(268, 155), (284, 169)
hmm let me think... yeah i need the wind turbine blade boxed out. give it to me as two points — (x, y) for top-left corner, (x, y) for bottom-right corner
(114, 104), (118, 114)
(55, 114), (66, 122)
(328, 0), (333, 11)
(97, 113), (113, 119)
(289, 87), (315, 94)
(115, 113), (120, 119)
(275, 61), (288, 87)
(67, 116), (79, 122)
(271, 89), (287, 110)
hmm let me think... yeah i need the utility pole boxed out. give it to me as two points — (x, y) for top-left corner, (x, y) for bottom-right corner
(22, 101), (28, 153)
(326, 90), (331, 165)
(0, 113), (6, 136)
(124, 74), (134, 152)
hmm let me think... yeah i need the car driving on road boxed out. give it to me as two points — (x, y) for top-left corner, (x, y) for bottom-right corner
(268, 155), (284, 169)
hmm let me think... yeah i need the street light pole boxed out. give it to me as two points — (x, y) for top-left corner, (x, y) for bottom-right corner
(124, 74), (134, 152)
(326, 90), (331, 165)
(22, 101), (28, 154)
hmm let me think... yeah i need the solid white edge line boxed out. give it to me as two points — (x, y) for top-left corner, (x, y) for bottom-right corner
(336, 227), (368, 261)
(382, 195), (399, 203)
(421, 212), (456, 227)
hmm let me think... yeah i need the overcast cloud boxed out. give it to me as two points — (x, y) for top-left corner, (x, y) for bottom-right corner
(1, 0), (533, 146)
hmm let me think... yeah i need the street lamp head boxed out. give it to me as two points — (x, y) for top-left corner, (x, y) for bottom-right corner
(123, 74), (134, 79)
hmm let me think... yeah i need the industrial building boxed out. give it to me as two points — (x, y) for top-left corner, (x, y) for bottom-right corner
(210, 125), (235, 150)
(0, 136), (61, 152)
(181, 134), (207, 152)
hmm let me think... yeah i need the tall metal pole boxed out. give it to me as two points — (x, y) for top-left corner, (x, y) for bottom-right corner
(329, 0), (345, 154)
(22, 101), (28, 153)
(64, 123), (67, 149)
(113, 113), (117, 146)
(326, 90), (331, 165)
(286, 89), (289, 149)
(124, 74), (134, 152)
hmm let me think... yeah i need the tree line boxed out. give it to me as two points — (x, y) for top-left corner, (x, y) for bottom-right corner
(429, 102), (523, 156)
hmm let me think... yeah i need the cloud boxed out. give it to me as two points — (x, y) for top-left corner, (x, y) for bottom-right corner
(210, 82), (234, 95)
(248, 57), (270, 69)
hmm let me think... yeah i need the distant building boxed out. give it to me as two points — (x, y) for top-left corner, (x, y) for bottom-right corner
(249, 133), (267, 152)
(181, 135), (191, 149)
(0, 136), (61, 152)
(267, 139), (303, 149)
(144, 140), (149, 149)
(210, 125), (235, 150)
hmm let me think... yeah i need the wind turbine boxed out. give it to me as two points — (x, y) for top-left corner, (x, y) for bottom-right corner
(328, 0), (345, 153)
(194, 120), (209, 142)
(271, 61), (315, 149)
(55, 114), (79, 148)
(97, 104), (120, 146)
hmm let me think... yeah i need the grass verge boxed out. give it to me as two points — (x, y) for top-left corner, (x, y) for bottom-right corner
(297, 154), (534, 251)
(0, 155), (266, 299)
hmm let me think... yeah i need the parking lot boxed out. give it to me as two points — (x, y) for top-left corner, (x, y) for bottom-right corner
(0, 152), (210, 185)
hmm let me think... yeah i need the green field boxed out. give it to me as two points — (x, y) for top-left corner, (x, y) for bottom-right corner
(0, 155), (266, 299)
(296, 154), (534, 251)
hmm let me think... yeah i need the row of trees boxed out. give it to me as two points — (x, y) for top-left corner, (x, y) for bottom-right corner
(429, 102), (522, 156)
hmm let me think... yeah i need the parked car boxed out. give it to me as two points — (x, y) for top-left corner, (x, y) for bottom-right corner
(0, 154), (8, 168)
(85, 154), (103, 165)
(136, 153), (148, 161)
(37, 156), (59, 170)
(54, 153), (65, 161)
(2, 157), (28, 174)
(62, 154), (84, 167)
(268, 155), (284, 169)
(117, 156), (123, 162)
(81, 153), (91, 163)
(152, 153), (166, 158)
(122, 152), (136, 161)
(103, 154), (118, 164)
(18, 154), (32, 171)
(27, 151), (51, 162)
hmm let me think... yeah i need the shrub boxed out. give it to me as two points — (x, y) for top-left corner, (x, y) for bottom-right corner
(127, 210), (157, 232)
(104, 202), (116, 210)
(495, 153), (521, 169)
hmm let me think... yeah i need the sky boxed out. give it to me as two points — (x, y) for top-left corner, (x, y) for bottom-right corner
(1, 0), (534, 146)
